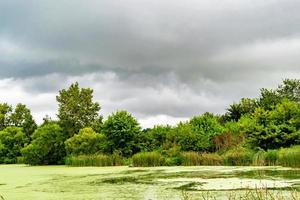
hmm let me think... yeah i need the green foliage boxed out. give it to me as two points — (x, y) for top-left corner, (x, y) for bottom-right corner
(226, 98), (258, 121)
(22, 124), (66, 165)
(0, 103), (36, 137)
(65, 128), (107, 155)
(0, 127), (29, 163)
(65, 153), (123, 167)
(258, 79), (300, 110)
(0, 103), (12, 131)
(102, 110), (141, 157)
(145, 125), (173, 151)
(244, 100), (300, 149)
(10, 103), (37, 137)
(56, 82), (102, 137)
(132, 151), (165, 167)
(175, 122), (200, 151)
(189, 113), (223, 151)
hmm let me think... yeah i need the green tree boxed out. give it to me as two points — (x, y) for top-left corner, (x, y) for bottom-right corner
(65, 128), (107, 155)
(258, 88), (281, 110)
(56, 82), (102, 137)
(277, 79), (300, 103)
(10, 103), (37, 138)
(176, 122), (199, 151)
(21, 124), (66, 165)
(226, 98), (258, 121)
(189, 113), (223, 151)
(258, 79), (300, 110)
(102, 111), (141, 157)
(243, 100), (300, 149)
(0, 103), (12, 131)
(0, 127), (29, 163)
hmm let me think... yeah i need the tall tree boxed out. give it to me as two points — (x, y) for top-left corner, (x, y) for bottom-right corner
(56, 82), (102, 137)
(226, 98), (258, 121)
(102, 111), (141, 157)
(21, 123), (66, 165)
(277, 79), (300, 103)
(0, 103), (12, 131)
(0, 127), (29, 163)
(10, 103), (37, 138)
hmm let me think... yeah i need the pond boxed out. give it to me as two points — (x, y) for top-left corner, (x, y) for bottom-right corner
(0, 165), (299, 199)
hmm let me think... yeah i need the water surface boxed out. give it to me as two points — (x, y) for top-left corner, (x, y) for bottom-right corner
(0, 165), (299, 200)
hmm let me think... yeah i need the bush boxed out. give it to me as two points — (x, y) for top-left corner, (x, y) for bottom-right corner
(65, 127), (107, 155)
(223, 147), (254, 166)
(65, 152), (123, 167)
(0, 127), (29, 164)
(21, 124), (66, 165)
(132, 152), (165, 167)
(102, 111), (141, 157)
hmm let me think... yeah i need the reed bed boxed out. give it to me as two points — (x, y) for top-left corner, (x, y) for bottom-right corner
(132, 151), (165, 167)
(223, 147), (254, 166)
(277, 146), (300, 167)
(181, 152), (223, 166)
(65, 153), (123, 167)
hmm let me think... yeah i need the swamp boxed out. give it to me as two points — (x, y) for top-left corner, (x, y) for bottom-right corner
(0, 165), (299, 200)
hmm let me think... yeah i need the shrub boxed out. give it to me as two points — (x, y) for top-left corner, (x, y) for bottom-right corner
(65, 127), (107, 155)
(102, 111), (141, 157)
(132, 152), (165, 167)
(21, 124), (66, 165)
(0, 127), (29, 164)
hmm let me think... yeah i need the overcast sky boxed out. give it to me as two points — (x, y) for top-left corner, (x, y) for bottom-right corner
(1, 0), (300, 128)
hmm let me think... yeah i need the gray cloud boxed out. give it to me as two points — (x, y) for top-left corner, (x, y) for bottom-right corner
(0, 0), (300, 127)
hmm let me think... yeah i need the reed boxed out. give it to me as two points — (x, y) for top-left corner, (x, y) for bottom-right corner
(252, 150), (266, 166)
(264, 149), (279, 166)
(223, 147), (254, 166)
(181, 152), (223, 166)
(65, 153), (123, 167)
(132, 151), (165, 167)
(278, 145), (300, 167)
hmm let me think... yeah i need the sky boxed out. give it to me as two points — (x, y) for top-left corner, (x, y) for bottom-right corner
(0, 0), (300, 128)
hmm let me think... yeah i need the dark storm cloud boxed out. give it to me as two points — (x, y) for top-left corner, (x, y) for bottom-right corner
(1, 0), (300, 127)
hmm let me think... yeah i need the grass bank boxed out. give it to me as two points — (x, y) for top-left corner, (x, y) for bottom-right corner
(64, 146), (300, 168)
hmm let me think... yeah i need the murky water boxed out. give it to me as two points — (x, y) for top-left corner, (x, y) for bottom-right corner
(0, 165), (299, 200)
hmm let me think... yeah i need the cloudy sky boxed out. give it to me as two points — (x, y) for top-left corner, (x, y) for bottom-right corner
(1, 0), (300, 128)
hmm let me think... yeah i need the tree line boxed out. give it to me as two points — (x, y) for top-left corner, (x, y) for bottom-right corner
(0, 79), (299, 165)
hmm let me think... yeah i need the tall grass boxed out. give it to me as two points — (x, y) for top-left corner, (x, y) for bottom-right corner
(251, 146), (300, 167)
(181, 152), (223, 166)
(252, 150), (266, 166)
(278, 146), (300, 167)
(181, 187), (299, 200)
(223, 147), (254, 166)
(132, 151), (165, 167)
(65, 153), (123, 167)
(264, 149), (279, 166)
